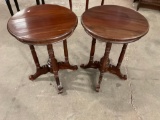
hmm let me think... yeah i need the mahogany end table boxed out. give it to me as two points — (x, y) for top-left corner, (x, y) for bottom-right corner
(81, 5), (149, 92)
(7, 4), (78, 93)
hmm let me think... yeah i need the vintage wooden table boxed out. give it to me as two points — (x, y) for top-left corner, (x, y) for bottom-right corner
(81, 5), (149, 92)
(7, 4), (78, 93)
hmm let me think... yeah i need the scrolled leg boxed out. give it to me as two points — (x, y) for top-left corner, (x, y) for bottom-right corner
(96, 43), (112, 92)
(47, 44), (63, 93)
(80, 38), (99, 69)
(57, 40), (78, 70)
(29, 45), (49, 80)
(108, 44), (128, 80)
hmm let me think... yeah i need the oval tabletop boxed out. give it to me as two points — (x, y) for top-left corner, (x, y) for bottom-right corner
(7, 4), (78, 45)
(82, 5), (149, 43)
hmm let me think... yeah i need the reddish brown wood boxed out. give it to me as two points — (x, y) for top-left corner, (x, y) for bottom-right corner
(80, 38), (98, 69)
(7, 5), (78, 45)
(81, 5), (149, 91)
(47, 44), (63, 94)
(96, 43), (112, 92)
(82, 0), (106, 69)
(7, 5), (78, 93)
(117, 44), (128, 69)
(61, 40), (78, 70)
(82, 5), (149, 44)
(29, 45), (40, 69)
(69, 0), (72, 10)
(134, 0), (160, 10)
(105, 43), (128, 80)
(29, 45), (49, 80)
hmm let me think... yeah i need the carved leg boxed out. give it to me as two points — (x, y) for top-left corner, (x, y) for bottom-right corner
(81, 38), (99, 69)
(57, 40), (78, 70)
(108, 44), (127, 80)
(47, 44), (63, 94)
(96, 43), (112, 92)
(29, 45), (49, 80)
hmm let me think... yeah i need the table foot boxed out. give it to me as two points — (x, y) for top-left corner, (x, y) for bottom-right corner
(96, 85), (100, 92)
(58, 62), (78, 70)
(29, 65), (49, 80)
(108, 64), (127, 80)
(80, 61), (100, 69)
(57, 85), (63, 94)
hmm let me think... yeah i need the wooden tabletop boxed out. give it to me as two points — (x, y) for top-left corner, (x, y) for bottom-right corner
(82, 5), (149, 44)
(7, 4), (78, 45)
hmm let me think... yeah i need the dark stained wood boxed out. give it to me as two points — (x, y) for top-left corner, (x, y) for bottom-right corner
(82, 0), (105, 69)
(134, 0), (160, 10)
(47, 44), (63, 94)
(85, 0), (89, 11)
(40, 0), (72, 10)
(117, 44), (128, 69)
(7, 4), (78, 93)
(36, 0), (40, 5)
(29, 45), (40, 70)
(7, 5), (78, 45)
(61, 40), (78, 70)
(29, 45), (49, 80)
(82, 5), (149, 44)
(101, 0), (105, 5)
(41, 0), (45, 4)
(85, 0), (105, 10)
(96, 43), (112, 92)
(69, 0), (72, 10)
(81, 5), (149, 92)
(80, 38), (98, 69)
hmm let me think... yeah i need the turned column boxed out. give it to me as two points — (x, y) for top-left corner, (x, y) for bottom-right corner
(63, 40), (69, 64)
(29, 45), (40, 69)
(96, 42), (112, 92)
(89, 38), (96, 64)
(47, 44), (63, 93)
(116, 44), (128, 69)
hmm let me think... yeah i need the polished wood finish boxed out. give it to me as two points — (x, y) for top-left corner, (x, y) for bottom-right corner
(81, 5), (149, 91)
(47, 44), (63, 94)
(7, 5), (77, 45)
(7, 5), (78, 93)
(134, 0), (160, 10)
(96, 43), (112, 92)
(82, 5), (149, 44)
(29, 45), (49, 80)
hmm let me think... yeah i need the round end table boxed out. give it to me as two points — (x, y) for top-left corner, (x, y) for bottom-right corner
(80, 5), (149, 92)
(7, 4), (78, 93)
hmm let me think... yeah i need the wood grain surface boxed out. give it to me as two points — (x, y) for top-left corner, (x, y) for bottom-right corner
(82, 5), (149, 43)
(7, 4), (78, 45)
